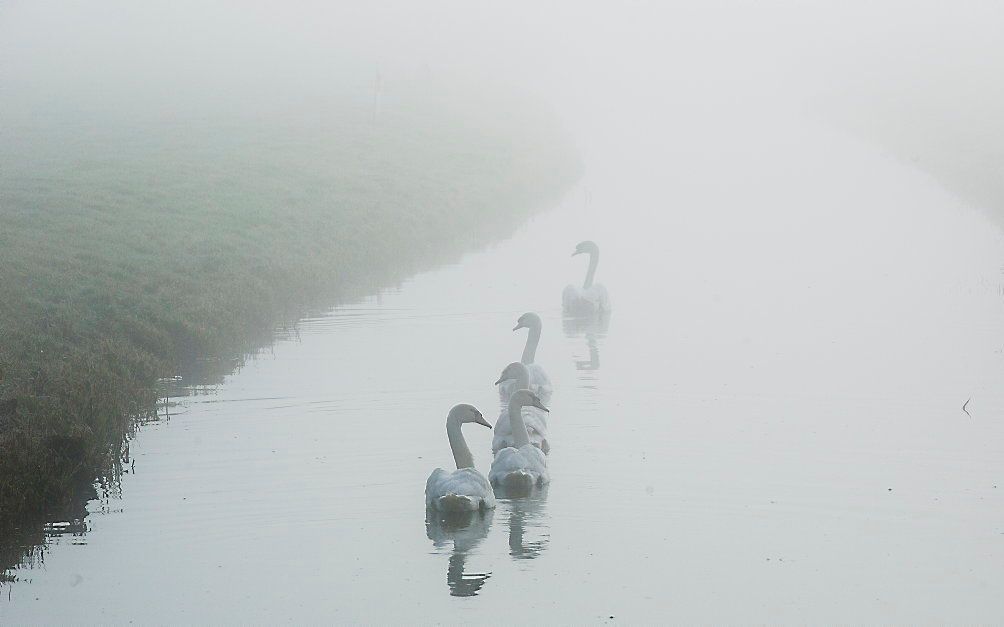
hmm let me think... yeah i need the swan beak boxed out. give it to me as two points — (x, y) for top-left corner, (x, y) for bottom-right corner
(572, 250), (581, 256)
(535, 402), (550, 413)
(512, 324), (523, 331)
(475, 415), (493, 428)
(494, 377), (503, 386)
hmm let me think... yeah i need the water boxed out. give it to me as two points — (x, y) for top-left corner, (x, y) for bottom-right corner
(3, 112), (1004, 623)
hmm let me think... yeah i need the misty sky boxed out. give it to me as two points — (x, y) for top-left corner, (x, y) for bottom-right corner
(3, 1), (1004, 218)
(4, 1), (1001, 120)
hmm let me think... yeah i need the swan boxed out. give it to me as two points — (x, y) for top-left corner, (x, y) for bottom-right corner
(498, 312), (553, 407)
(492, 362), (550, 455)
(426, 404), (497, 512)
(489, 390), (550, 494)
(563, 240), (611, 314)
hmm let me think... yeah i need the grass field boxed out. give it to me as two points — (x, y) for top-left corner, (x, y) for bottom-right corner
(0, 84), (580, 530)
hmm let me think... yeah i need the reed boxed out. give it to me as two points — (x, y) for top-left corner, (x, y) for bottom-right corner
(0, 90), (580, 535)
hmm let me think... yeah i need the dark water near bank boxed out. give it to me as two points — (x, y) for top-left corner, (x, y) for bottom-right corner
(3, 114), (1004, 623)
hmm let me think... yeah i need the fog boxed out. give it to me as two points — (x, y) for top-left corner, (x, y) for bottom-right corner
(3, 1), (1004, 623)
(6, 1), (1004, 173)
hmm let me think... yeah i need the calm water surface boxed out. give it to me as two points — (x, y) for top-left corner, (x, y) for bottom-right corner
(4, 115), (1004, 623)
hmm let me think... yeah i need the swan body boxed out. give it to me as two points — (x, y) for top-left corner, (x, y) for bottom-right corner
(489, 390), (551, 492)
(498, 313), (553, 406)
(426, 404), (496, 512)
(562, 283), (610, 313)
(493, 362), (550, 454)
(497, 363), (553, 407)
(563, 240), (611, 314)
(426, 468), (495, 512)
(489, 444), (549, 492)
(492, 410), (549, 455)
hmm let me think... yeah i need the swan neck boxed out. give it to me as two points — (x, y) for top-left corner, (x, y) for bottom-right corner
(584, 249), (599, 290)
(520, 324), (541, 364)
(507, 398), (532, 448)
(446, 416), (474, 469)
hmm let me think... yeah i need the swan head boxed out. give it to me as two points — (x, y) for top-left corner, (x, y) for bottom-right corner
(513, 312), (542, 332)
(494, 361), (530, 386)
(572, 240), (599, 257)
(509, 389), (549, 413)
(448, 403), (492, 428)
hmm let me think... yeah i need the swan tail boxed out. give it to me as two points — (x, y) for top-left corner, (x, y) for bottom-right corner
(436, 493), (479, 512)
(502, 471), (535, 495)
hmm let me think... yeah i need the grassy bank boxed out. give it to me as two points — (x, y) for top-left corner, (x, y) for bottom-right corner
(0, 86), (580, 531)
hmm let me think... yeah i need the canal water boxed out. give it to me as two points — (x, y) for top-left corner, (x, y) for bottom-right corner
(3, 111), (1004, 623)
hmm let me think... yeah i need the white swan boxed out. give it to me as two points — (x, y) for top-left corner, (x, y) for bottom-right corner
(489, 390), (550, 494)
(563, 240), (611, 314)
(492, 362), (550, 455)
(498, 312), (553, 407)
(426, 404), (497, 512)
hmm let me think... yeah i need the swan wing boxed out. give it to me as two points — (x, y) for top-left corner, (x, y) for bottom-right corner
(501, 366), (552, 406)
(426, 468), (450, 508)
(427, 467), (496, 511)
(498, 377), (517, 407)
(562, 284), (580, 309)
(516, 444), (548, 480)
(489, 448), (524, 484)
(492, 407), (549, 454)
(527, 364), (553, 405)
(492, 410), (513, 455)
(489, 445), (549, 485)
(521, 408), (549, 434)
(563, 283), (610, 313)
(587, 284), (611, 311)
(493, 409), (512, 437)
(493, 407), (547, 439)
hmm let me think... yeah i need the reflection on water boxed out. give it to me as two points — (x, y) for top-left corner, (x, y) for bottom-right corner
(426, 510), (495, 597)
(577, 334), (601, 371)
(563, 314), (609, 389)
(505, 488), (550, 560)
(424, 488), (550, 597)
(561, 312), (611, 339)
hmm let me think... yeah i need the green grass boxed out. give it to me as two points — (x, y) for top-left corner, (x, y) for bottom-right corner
(0, 86), (580, 534)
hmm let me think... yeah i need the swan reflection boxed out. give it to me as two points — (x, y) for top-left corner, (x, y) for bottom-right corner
(425, 509), (494, 597)
(576, 334), (601, 371)
(563, 313), (609, 374)
(504, 487), (550, 560)
(562, 311), (610, 338)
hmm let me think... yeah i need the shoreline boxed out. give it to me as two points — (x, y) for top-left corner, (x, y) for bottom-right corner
(0, 88), (580, 565)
